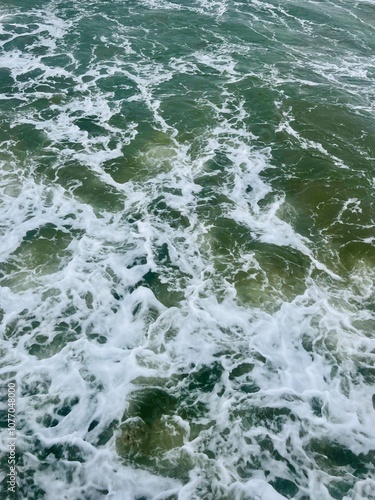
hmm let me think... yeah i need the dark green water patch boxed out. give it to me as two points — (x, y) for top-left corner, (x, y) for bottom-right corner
(117, 387), (192, 479)
(147, 196), (190, 230)
(270, 477), (299, 499)
(97, 419), (119, 446)
(239, 406), (296, 435)
(1, 224), (72, 282)
(2, 32), (42, 52)
(268, 161), (374, 274)
(103, 130), (176, 183)
(234, 243), (309, 307)
(141, 271), (184, 308)
(308, 438), (373, 478)
(125, 388), (178, 424)
(338, 241), (375, 272)
(327, 479), (357, 500)
(73, 117), (108, 137)
(56, 162), (124, 212)
(229, 362), (254, 380)
(160, 97), (213, 142)
(185, 361), (224, 394)
(40, 53), (74, 69)
(1, 123), (47, 153)
(204, 218), (250, 259)
(0, 68), (15, 93)
(102, 153), (142, 185)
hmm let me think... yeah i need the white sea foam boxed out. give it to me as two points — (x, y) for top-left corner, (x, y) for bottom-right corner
(0, 1), (374, 499)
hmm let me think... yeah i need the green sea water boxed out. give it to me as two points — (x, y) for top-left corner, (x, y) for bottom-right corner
(0, 1), (375, 499)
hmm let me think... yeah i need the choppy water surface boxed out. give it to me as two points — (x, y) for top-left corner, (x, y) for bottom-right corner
(0, 0), (375, 498)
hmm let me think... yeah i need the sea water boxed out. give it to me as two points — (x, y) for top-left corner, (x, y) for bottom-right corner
(0, 0), (374, 499)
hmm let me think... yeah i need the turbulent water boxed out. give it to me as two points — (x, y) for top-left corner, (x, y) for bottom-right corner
(0, 0), (375, 498)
